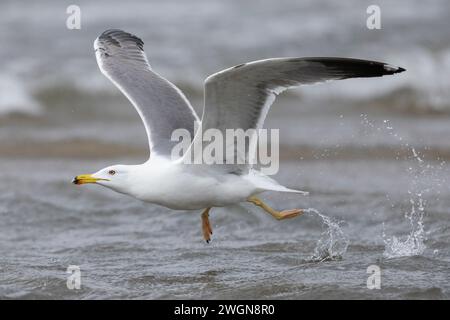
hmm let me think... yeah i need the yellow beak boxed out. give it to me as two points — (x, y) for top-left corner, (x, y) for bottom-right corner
(72, 174), (109, 185)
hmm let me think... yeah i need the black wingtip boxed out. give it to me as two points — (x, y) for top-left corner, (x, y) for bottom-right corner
(383, 64), (406, 75)
(303, 58), (406, 79)
(391, 66), (406, 74)
(98, 29), (144, 50)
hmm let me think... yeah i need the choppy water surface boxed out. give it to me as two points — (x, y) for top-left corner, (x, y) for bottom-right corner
(1, 151), (449, 299)
(0, 0), (449, 299)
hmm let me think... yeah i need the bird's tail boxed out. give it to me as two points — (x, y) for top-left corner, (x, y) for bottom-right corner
(264, 184), (309, 195)
(247, 170), (309, 195)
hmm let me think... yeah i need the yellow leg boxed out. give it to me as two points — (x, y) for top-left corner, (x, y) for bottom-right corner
(247, 196), (303, 220)
(201, 207), (213, 243)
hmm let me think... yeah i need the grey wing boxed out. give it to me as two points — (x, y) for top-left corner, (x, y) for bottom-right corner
(200, 57), (405, 172)
(94, 29), (199, 158)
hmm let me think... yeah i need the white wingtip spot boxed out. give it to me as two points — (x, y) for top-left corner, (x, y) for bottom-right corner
(384, 64), (399, 72)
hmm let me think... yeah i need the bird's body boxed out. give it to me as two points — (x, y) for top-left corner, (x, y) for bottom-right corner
(124, 159), (254, 210)
(95, 157), (300, 210)
(73, 29), (405, 242)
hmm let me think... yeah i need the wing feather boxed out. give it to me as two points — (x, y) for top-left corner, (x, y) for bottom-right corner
(196, 57), (405, 172)
(94, 29), (199, 158)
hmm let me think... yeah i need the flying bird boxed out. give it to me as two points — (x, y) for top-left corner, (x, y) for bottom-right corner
(73, 29), (405, 242)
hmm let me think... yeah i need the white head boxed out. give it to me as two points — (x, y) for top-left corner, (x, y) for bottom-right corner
(72, 164), (137, 195)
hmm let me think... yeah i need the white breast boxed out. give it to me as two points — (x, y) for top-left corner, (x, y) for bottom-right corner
(128, 159), (257, 210)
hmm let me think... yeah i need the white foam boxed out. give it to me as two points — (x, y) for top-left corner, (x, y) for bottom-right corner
(0, 75), (41, 116)
(382, 203), (426, 259)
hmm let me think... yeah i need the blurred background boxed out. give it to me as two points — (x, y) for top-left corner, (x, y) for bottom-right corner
(1, 0), (449, 299)
(1, 0), (450, 155)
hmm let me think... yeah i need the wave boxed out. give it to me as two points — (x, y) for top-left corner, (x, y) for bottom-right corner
(2, 0), (450, 118)
(0, 81), (448, 122)
(0, 75), (42, 116)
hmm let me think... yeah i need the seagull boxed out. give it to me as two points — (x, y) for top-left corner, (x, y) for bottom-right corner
(73, 29), (405, 242)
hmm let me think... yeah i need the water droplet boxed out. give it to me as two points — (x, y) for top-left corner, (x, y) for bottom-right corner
(304, 208), (349, 262)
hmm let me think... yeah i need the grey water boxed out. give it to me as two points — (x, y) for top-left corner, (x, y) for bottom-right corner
(1, 155), (449, 299)
(1, 0), (450, 299)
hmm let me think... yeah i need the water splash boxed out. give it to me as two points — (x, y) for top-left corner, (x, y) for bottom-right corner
(360, 115), (431, 258)
(305, 208), (349, 262)
(382, 148), (428, 258)
(382, 200), (426, 258)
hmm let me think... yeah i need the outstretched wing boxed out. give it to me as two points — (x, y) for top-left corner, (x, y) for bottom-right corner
(196, 57), (405, 172)
(94, 29), (199, 158)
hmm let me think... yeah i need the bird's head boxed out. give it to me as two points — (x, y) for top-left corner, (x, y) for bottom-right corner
(72, 164), (133, 194)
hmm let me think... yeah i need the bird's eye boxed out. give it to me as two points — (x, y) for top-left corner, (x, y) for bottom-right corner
(108, 170), (116, 175)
